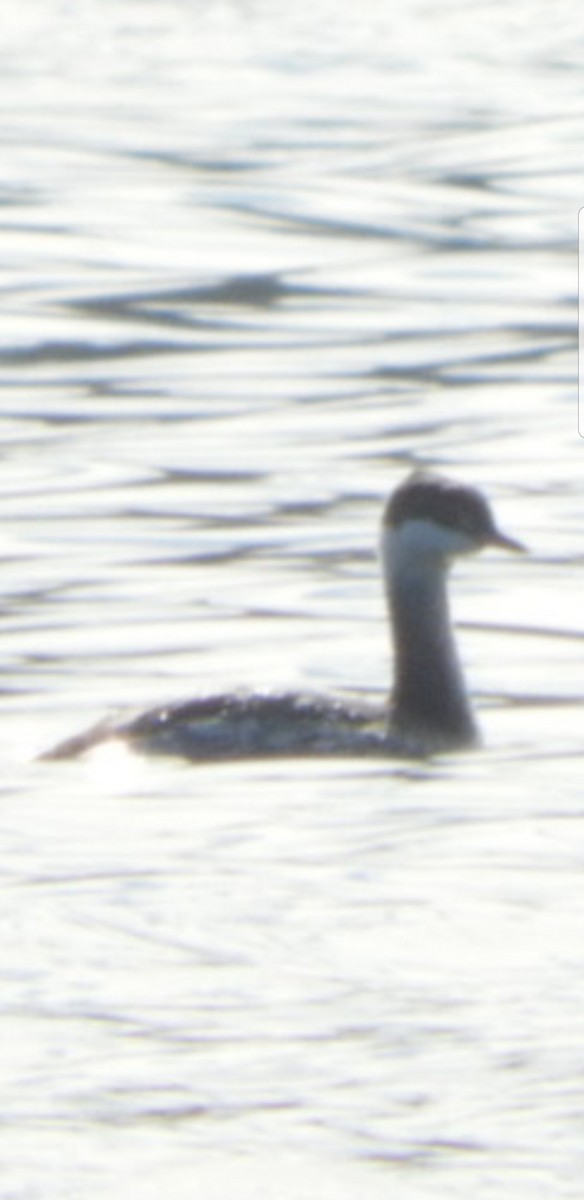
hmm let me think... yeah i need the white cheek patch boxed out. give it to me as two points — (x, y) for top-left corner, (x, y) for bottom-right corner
(381, 518), (478, 575)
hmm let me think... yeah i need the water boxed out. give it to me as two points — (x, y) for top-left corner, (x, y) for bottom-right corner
(0, 0), (583, 1195)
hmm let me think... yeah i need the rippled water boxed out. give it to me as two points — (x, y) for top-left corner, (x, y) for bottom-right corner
(1, 0), (583, 1196)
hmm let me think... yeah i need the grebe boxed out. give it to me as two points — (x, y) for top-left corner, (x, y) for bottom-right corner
(43, 471), (524, 762)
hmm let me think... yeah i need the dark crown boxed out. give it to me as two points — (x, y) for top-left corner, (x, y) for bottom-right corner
(384, 470), (520, 550)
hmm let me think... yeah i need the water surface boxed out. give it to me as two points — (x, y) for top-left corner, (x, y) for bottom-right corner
(0, 0), (583, 1196)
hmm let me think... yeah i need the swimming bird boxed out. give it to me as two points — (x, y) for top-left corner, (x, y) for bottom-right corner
(42, 470), (524, 762)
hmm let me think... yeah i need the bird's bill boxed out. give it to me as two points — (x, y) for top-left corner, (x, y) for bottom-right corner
(489, 528), (526, 553)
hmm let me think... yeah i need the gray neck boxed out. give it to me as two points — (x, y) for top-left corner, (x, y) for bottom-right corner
(382, 535), (478, 749)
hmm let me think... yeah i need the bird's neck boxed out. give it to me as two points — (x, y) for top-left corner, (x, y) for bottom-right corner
(382, 531), (478, 750)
